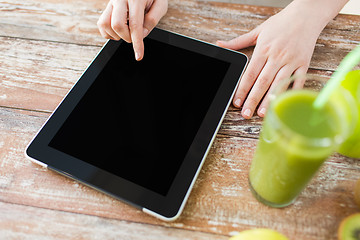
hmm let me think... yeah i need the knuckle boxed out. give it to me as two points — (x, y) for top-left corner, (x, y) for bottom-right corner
(129, 20), (141, 30)
(160, 1), (169, 13)
(244, 70), (258, 82)
(257, 76), (271, 86)
(111, 21), (124, 33)
(259, 44), (271, 55)
(97, 19), (106, 29)
(128, 0), (142, 5)
(275, 48), (288, 60)
(235, 87), (250, 104)
(245, 96), (259, 109)
(236, 88), (247, 99)
(145, 15), (157, 28)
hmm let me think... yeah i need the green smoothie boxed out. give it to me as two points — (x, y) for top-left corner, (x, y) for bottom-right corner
(337, 70), (360, 158)
(249, 90), (345, 207)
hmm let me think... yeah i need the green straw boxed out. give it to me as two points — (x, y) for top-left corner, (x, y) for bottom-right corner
(313, 44), (360, 109)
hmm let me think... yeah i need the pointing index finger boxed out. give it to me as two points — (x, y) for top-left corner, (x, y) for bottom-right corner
(128, 0), (146, 60)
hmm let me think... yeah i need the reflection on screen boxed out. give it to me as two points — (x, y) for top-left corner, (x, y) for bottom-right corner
(49, 38), (230, 196)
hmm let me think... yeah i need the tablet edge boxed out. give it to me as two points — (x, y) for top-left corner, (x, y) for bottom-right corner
(24, 40), (112, 167)
(24, 31), (248, 221)
(143, 54), (248, 221)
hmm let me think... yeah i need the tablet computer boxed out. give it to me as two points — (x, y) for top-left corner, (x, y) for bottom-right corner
(26, 28), (248, 221)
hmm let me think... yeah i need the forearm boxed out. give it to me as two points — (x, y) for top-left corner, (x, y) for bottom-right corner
(285, 0), (349, 33)
(295, 0), (349, 18)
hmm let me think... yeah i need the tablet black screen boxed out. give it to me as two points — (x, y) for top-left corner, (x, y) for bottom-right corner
(49, 38), (230, 196)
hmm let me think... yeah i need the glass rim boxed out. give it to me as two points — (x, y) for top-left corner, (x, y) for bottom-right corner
(267, 74), (347, 148)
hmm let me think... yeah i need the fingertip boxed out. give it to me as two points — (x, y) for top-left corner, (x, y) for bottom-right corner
(135, 51), (143, 61)
(216, 40), (225, 47)
(242, 108), (252, 119)
(258, 107), (266, 117)
(233, 98), (241, 108)
(131, 37), (144, 60)
(130, 29), (144, 61)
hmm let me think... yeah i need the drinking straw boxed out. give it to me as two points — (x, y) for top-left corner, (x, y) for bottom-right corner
(313, 44), (360, 109)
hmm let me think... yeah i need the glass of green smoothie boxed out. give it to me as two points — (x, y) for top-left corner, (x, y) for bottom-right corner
(336, 70), (360, 158)
(249, 74), (356, 208)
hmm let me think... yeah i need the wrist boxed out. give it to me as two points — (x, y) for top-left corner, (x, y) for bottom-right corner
(287, 0), (348, 32)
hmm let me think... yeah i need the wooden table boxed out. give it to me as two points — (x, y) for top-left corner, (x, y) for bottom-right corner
(1, 0), (359, 239)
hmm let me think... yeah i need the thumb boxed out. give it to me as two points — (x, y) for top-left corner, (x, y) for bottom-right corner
(217, 30), (257, 50)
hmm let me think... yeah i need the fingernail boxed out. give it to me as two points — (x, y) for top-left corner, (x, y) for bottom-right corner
(135, 52), (141, 61)
(259, 107), (266, 116)
(216, 40), (224, 46)
(243, 108), (251, 118)
(234, 98), (241, 107)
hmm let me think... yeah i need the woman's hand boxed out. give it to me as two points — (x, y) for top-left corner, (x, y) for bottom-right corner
(97, 0), (168, 61)
(217, 0), (344, 119)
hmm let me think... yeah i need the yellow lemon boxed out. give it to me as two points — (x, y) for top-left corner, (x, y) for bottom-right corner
(230, 228), (289, 240)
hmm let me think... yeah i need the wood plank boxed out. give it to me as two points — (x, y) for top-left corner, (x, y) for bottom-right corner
(0, 37), (357, 114)
(0, 201), (229, 240)
(1, 0), (359, 113)
(1, 0), (359, 71)
(2, 0), (359, 47)
(1, 0), (360, 239)
(0, 0), (107, 46)
(1, 107), (359, 239)
(0, 37), (100, 112)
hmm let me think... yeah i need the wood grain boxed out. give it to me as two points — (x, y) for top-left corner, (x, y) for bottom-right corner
(0, 201), (230, 240)
(1, 106), (359, 239)
(0, 36), (98, 112)
(1, 0), (359, 113)
(1, 0), (360, 239)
